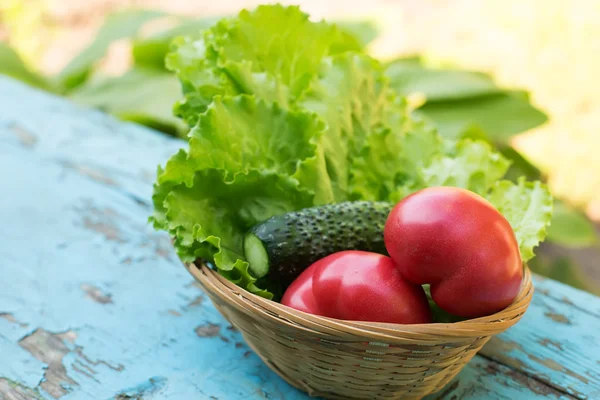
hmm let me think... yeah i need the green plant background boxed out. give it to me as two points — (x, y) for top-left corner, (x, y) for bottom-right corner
(1, 4), (598, 295)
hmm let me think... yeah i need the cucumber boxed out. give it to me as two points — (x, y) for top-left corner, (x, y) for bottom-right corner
(243, 201), (393, 287)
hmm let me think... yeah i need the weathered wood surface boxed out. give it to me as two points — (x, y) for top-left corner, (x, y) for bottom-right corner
(0, 77), (598, 400)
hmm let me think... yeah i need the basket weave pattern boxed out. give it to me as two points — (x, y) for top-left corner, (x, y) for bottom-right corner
(187, 263), (533, 400)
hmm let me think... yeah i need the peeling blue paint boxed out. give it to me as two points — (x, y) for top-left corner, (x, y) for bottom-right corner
(483, 278), (600, 399)
(114, 376), (168, 399)
(0, 335), (46, 389)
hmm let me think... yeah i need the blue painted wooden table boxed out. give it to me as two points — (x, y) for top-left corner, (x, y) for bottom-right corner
(1, 77), (599, 400)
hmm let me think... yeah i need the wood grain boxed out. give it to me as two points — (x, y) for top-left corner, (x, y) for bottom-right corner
(480, 276), (600, 399)
(0, 77), (598, 399)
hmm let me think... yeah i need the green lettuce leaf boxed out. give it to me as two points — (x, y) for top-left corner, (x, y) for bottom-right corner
(187, 96), (322, 176)
(166, 4), (361, 127)
(165, 35), (231, 127)
(352, 128), (512, 203)
(351, 118), (441, 202)
(165, 169), (313, 299)
(299, 53), (400, 199)
(205, 5), (360, 93)
(154, 95), (332, 203)
(153, 4), (554, 298)
(150, 94), (328, 297)
(423, 139), (511, 196)
(487, 178), (553, 262)
(151, 152), (194, 230)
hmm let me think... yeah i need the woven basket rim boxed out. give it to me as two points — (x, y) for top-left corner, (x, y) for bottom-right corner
(186, 262), (534, 343)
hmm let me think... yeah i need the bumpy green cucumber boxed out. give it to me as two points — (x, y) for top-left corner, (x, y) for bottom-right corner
(243, 201), (393, 287)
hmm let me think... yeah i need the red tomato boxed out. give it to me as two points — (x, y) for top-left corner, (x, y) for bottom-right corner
(281, 263), (323, 316)
(384, 187), (522, 318)
(310, 251), (431, 324)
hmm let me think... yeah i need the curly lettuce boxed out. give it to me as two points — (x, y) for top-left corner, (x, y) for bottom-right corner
(166, 4), (361, 127)
(487, 178), (553, 262)
(152, 5), (553, 298)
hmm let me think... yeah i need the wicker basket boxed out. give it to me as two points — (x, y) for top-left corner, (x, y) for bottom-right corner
(186, 262), (533, 400)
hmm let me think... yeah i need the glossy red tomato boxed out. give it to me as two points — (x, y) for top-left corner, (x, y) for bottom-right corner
(384, 187), (522, 318)
(310, 251), (431, 324)
(281, 262), (323, 316)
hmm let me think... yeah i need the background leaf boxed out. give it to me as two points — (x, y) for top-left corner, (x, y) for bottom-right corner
(69, 68), (186, 136)
(529, 255), (599, 295)
(335, 20), (380, 48)
(0, 43), (51, 90)
(385, 58), (548, 143)
(386, 59), (501, 101)
(547, 201), (599, 247)
(417, 91), (548, 142)
(499, 145), (543, 181)
(132, 17), (222, 70)
(57, 10), (166, 92)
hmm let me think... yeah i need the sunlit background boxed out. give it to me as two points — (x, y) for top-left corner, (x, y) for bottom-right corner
(2, 0), (599, 293)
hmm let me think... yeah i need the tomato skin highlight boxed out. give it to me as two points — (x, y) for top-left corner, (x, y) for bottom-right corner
(310, 251), (432, 324)
(281, 263), (324, 316)
(384, 187), (522, 318)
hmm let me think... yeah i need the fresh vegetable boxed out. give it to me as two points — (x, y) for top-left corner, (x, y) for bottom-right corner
(151, 4), (553, 299)
(384, 187), (523, 318)
(280, 262), (323, 316)
(283, 251), (432, 324)
(423, 285), (465, 323)
(244, 201), (392, 287)
(308, 251), (431, 324)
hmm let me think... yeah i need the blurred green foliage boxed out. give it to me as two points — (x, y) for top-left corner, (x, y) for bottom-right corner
(0, 44), (52, 91)
(57, 10), (168, 92)
(131, 17), (222, 70)
(0, 8), (597, 290)
(529, 254), (599, 296)
(546, 202), (600, 248)
(0, 0), (49, 69)
(0, 10), (379, 137)
(69, 68), (186, 136)
(386, 56), (548, 143)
